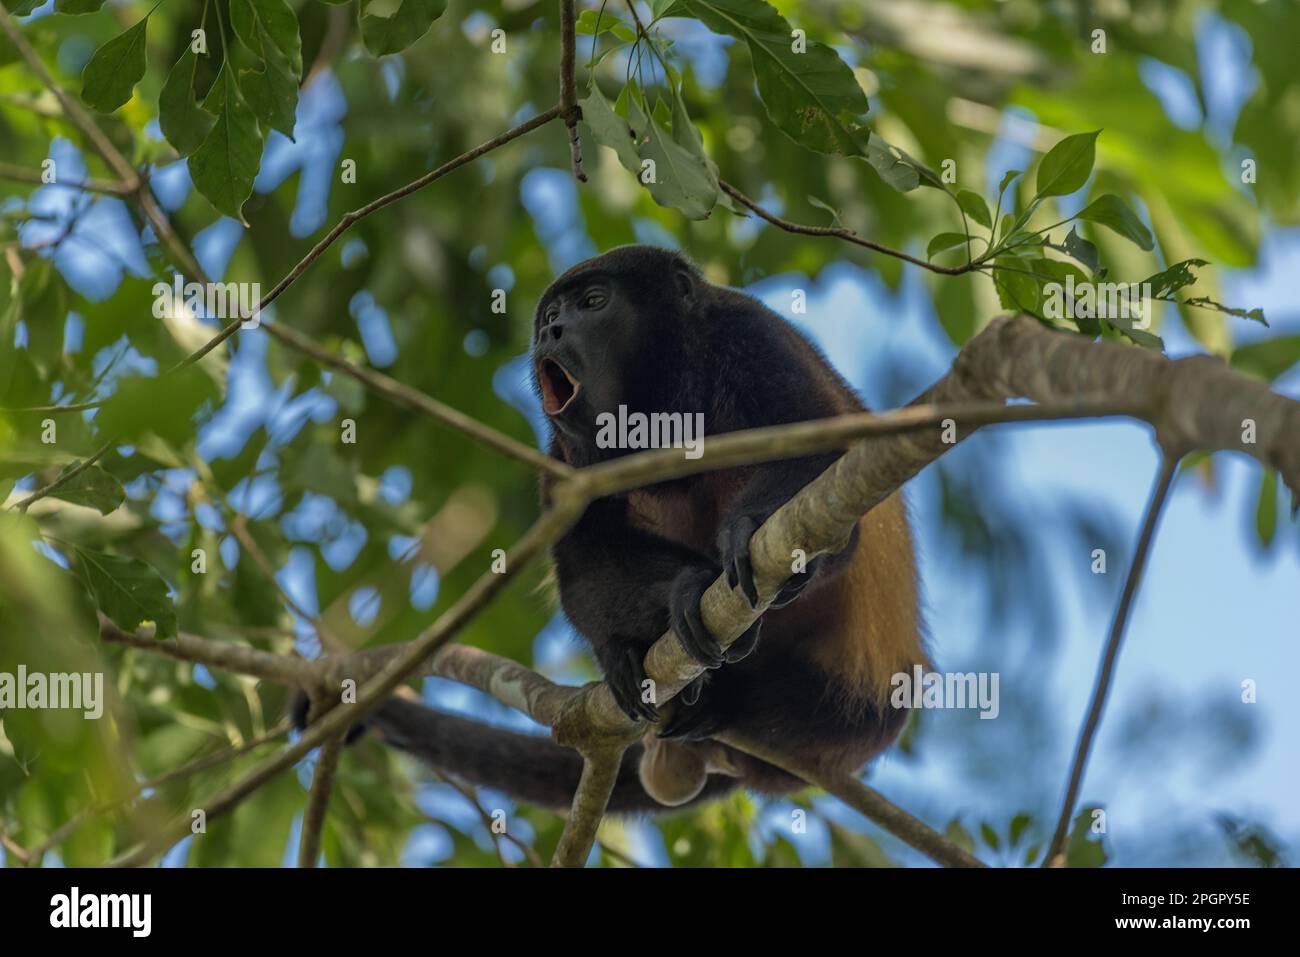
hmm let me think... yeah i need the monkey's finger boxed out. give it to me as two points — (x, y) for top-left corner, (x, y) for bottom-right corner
(734, 553), (758, 608)
(673, 600), (724, 669)
(723, 620), (761, 663)
(681, 674), (706, 706)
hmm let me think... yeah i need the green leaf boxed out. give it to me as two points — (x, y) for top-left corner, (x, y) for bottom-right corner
(74, 547), (177, 639)
(979, 821), (1001, 851)
(1255, 468), (1278, 548)
(580, 83), (647, 170)
(359, 0), (447, 57)
(1182, 296), (1268, 326)
(1035, 130), (1099, 198)
(1075, 194), (1154, 251)
(628, 89), (718, 220)
(574, 9), (636, 41)
(579, 82), (718, 220)
(997, 169), (1021, 197)
(956, 189), (991, 229)
(187, 70), (263, 223)
(1064, 808), (1109, 868)
(159, 49), (216, 157)
(864, 134), (940, 192)
(230, 0), (303, 137)
(1143, 258), (1208, 298)
(56, 0), (105, 13)
(672, 0), (868, 156)
(3, 0), (44, 16)
(926, 232), (970, 260)
(1008, 813), (1032, 847)
(806, 195), (842, 226)
(97, 368), (219, 447)
(1231, 335), (1300, 382)
(1062, 225), (1100, 273)
(47, 463), (125, 515)
(80, 18), (149, 113)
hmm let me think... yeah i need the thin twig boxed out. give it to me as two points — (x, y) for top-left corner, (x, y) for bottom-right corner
(1043, 454), (1180, 867)
(297, 734), (345, 867)
(559, 0), (587, 181)
(175, 106), (565, 372)
(14, 441), (113, 512)
(719, 180), (980, 276)
(0, 162), (132, 196)
(716, 732), (984, 868)
(24, 720), (291, 865)
(106, 507), (578, 867)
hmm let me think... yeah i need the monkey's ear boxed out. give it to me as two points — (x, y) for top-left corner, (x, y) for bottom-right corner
(673, 264), (697, 306)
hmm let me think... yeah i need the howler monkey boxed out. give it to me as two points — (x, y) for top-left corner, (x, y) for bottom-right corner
(312, 245), (927, 813)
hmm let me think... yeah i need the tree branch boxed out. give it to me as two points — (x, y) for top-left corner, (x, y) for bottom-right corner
(719, 180), (981, 276)
(297, 734), (344, 868)
(14, 441), (113, 512)
(0, 162), (132, 196)
(559, 0), (586, 182)
(1043, 453), (1181, 867)
(551, 747), (624, 867)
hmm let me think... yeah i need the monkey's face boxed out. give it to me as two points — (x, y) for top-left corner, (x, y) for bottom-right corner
(532, 272), (645, 451)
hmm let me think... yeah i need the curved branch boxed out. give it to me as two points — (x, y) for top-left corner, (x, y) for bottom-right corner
(1043, 454), (1180, 867)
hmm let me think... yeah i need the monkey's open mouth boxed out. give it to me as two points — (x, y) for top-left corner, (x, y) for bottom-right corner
(538, 358), (581, 415)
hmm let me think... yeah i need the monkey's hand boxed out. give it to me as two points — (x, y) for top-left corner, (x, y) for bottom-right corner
(597, 642), (661, 723)
(719, 511), (832, 610)
(669, 565), (763, 667)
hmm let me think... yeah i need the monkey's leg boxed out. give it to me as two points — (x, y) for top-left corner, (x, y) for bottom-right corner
(553, 497), (722, 722)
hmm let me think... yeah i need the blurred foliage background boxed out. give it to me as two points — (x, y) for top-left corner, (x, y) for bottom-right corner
(0, 0), (1296, 867)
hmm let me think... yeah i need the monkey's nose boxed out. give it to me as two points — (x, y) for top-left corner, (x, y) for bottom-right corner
(547, 321), (564, 341)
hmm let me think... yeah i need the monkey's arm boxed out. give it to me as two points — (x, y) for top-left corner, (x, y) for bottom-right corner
(552, 496), (760, 721)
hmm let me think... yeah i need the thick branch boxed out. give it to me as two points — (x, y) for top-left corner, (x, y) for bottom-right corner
(99, 616), (315, 687)
(550, 747), (624, 867)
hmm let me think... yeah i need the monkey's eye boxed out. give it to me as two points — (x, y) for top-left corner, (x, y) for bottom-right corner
(581, 290), (607, 310)
(542, 305), (560, 326)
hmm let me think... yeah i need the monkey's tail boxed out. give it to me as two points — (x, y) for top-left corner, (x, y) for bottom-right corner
(370, 697), (737, 814)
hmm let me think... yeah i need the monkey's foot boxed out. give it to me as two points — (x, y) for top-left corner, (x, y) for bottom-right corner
(769, 555), (825, 609)
(657, 694), (725, 742)
(603, 644), (659, 723)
